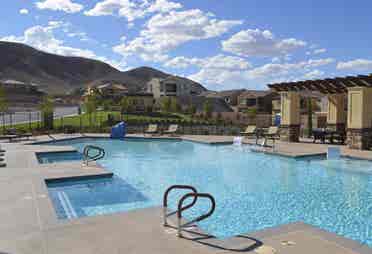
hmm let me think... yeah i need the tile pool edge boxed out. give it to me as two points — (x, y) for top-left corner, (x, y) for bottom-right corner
(45, 172), (114, 184)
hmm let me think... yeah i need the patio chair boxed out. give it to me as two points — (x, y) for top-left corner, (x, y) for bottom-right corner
(163, 124), (179, 136)
(262, 126), (280, 147)
(240, 125), (258, 144)
(5, 128), (32, 142)
(144, 124), (158, 136)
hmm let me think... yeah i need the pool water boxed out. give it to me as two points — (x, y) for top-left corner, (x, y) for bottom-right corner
(37, 151), (83, 164)
(45, 138), (372, 246)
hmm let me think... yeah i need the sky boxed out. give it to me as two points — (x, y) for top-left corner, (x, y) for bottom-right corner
(0, 0), (372, 91)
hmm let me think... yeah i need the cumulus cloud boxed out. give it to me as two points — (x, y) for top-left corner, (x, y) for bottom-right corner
(313, 48), (326, 55)
(19, 9), (29, 15)
(188, 58), (334, 89)
(303, 70), (325, 79)
(165, 54), (251, 70)
(337, 59), (372, 71)
(85, 0), (182, 22)
(36, 0), (84, 13)
(113, 9), (242, 62)
(0, 23), (125, 70)
(222, 29), (306, 57)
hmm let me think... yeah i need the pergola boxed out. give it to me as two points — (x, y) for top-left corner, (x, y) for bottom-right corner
(267, 74), (372, 150)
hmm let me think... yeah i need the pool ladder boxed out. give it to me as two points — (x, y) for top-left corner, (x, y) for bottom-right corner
(83, 145), (105, 166)
(163, 185), (216, 237)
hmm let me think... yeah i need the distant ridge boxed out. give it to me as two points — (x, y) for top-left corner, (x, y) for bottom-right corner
(0, 41), (206, 94)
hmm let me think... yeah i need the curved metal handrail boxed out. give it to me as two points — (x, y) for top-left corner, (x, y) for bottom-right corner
(163, 185), (198, 226)
(177, 193), (216, 237)
(83, 145), (105, 165)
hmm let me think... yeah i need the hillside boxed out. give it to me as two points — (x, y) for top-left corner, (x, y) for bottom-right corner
(0, 41), (206, 94)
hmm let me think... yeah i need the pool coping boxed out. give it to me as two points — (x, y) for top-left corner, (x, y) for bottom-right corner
(2, 133), (371, 253)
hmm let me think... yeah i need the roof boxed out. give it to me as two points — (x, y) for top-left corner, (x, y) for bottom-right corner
(238, 90), (272, 99)
(1, 80), (26, 85)
(200, 89), (246, 98)
(268, 74), (372, 94)
(97, 83), (128, 91)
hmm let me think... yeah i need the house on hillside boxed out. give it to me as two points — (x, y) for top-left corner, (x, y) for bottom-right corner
(147, 76), (205, 98)
(237, 90), (274, 114)
(96, 83), (129, 98)
(200, 89), (245, 107)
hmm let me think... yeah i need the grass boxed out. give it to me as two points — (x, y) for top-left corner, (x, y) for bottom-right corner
(5, 111), (211, 133)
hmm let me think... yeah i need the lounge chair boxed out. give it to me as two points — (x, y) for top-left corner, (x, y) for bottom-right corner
(144, 124), (158, 136)
(262, 126), (280, 146)
(5, 128), (32, 142)
(164, 125), (179, 136)
(240, 125), (258, 144)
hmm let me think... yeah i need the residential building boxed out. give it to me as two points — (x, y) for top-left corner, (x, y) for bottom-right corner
(147, 76), (205, 98)
(124, 93), (154, 113)
(237, 90), (274, 113)
(200, 89), (246, 107)
(96, 83), (129, 98)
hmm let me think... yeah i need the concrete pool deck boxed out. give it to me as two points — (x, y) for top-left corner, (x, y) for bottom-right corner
(0, 133), (371, 254)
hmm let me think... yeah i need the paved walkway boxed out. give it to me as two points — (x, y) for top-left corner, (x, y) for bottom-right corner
(0, 134), (371, 254)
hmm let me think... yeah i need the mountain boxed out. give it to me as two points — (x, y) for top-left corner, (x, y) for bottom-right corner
(0, 41), (206, 94)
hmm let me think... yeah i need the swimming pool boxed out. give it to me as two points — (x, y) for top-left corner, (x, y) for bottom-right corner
(44, 138), (372, 246)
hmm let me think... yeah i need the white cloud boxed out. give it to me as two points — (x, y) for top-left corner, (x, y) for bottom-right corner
(188, 58), (334, 89)
(147, 0), (182, 13)
(222, 29), (306, 57)
(19, 9), (29, 15)
(313, 48), (326, 55)
(0, 23), (126, 70)
(113, 9), (242, 62)
(84, 0), (182, 22)
(165, 54), (251, 70)
(36, 0), (84, 13)
(303, 70), (325, 79)
(337, 59), (372, 71)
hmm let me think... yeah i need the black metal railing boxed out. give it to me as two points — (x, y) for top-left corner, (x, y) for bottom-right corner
(162, 185), (216, 237)
(83, 145), (105, 165)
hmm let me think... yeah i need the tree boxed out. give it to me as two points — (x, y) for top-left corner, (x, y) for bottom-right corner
(39, 96), (54, 130)
(0, 88), (8, 132)
(307, 98), (313, 138)
(160, 97), (171, 112)
(203, 99), (213, 119)
(170, 97), (180, 113)
(102, 99), (113, 111)
(84, 94), (97, 127)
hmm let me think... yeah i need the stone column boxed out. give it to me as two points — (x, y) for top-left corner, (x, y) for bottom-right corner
(280, 91), (300, 142)
(327, 94), (346, 132)
(347, 87), (372, 150)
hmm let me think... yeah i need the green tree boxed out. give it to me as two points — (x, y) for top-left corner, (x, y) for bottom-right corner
(161, 97), (171, 112)
(203, 99), (213, 119)
(0, 88), (8, 132)
(102, 99), (113, 111)
(170, 97), (180, 113)
(39, 96), (54, 130)
(84, 94), (97, 127)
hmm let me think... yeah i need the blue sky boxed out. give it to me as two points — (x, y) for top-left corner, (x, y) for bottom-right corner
(1, 0), (371, 90)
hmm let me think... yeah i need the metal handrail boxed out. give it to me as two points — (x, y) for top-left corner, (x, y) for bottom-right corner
(83, 145), (105, 165)
(177, 192), (216, 237)
(163, 185), (198, 226)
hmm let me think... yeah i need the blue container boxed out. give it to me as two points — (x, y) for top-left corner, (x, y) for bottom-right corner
(274, 114), (281, 126)
(111, 122), (126, 139)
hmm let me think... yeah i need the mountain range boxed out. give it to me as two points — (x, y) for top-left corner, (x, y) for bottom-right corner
(0, 41), (206, 94)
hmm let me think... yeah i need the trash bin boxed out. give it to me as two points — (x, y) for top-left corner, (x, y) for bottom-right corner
(111, 122), (126, 139)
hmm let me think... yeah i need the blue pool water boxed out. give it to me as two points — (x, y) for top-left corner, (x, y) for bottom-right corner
(45, 138), (372, 246)
(37, 151), (83, 164)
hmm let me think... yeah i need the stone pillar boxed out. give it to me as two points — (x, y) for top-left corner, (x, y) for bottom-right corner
(327, 94), (346, 132)
(347, 87), (372, 150)
(280, 91), (300, 142)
